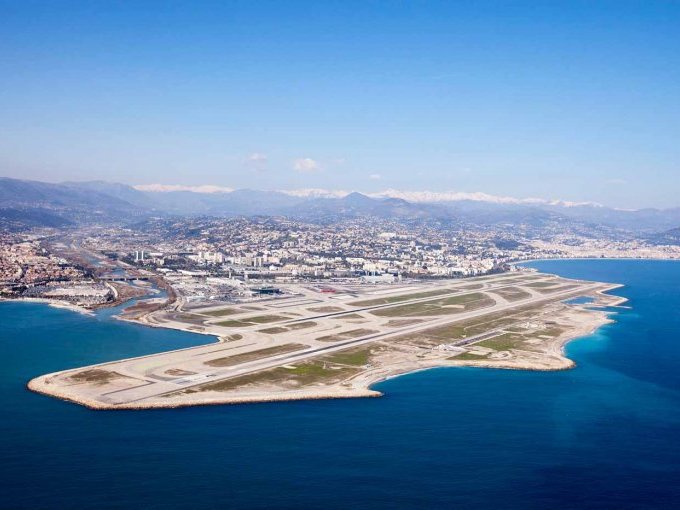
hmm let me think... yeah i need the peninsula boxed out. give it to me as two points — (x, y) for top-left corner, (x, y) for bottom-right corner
(28, 270), (625, 409)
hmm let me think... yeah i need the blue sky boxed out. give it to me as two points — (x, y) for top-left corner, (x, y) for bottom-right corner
(1, 0), (679, 208)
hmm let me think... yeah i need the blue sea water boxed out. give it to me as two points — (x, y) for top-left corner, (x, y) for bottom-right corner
(2, 259), (680, 509)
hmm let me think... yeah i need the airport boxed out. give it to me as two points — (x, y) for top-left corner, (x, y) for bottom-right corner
(29, 269), (625, 409)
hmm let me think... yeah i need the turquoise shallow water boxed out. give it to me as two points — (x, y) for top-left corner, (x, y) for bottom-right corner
(2, 259), (680, 509)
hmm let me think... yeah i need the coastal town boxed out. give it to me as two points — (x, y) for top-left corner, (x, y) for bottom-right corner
(1, 216), (678, 310)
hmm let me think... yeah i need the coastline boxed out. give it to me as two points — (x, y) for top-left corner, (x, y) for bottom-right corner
(0, 296), (94, 315)
(0, 280), (155, 316)
(515, 256), (680, 265)
(26, 378), (382, 410)
(20, 264), (630, 411)
(27, 285), (625, 410)
(24, 315), (601, 410)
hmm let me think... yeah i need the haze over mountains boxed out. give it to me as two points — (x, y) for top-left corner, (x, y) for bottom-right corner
(2, 177), (680, 236)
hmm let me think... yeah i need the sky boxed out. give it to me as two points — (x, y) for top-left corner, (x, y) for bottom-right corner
(1, 0), (679, 209)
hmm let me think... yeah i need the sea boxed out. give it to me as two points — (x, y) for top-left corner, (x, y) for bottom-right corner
(2, 259), (680, 509)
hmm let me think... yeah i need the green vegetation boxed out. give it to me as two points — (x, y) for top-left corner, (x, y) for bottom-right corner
(332, 313), (364, 320)
(527, 282), (559, 288)
(165, 368), (196, 376)
(259, 321), (317, 334)
(316, 328), (378, 342)
(287, 321), (317, 330)
(258, 327), (289, 334)
(473, 325), (564, 351)
(68, 369), (122, 385)
(280, 361), (359, 384)
(535, 284), (579, 294)
(307, 306), (345, 313)
(523, 326), (565, 340)
(384, 319), (424, 327)
(491, 286), (532, 302)
(475, 333), (525, 351)
(216, 320), (253, 327)
(216, 315), (288, 327)
(204, 343), (307, 367)
(371, 293), (495, 318)
(174, 313), (209, 324)
(393, 294), (575, 350)
(247, 315), (290, 324)
(202, 307), (240, 317)
(267, 360), (358, 384)
(450, 351), (490, 361)
(323, 347), (372, 366)
(349, 288), (453, 307)
(393, 300), (561, 347)
(188, 360), (359, 393)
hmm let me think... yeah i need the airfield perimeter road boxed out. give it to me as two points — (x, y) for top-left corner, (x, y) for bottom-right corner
(99, 281), (606, 406)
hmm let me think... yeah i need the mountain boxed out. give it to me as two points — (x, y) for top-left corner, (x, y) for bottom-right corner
(62, 180), (158, 210)
(538, 203), (680, 232)
(144, 189), (304, 216)
(282, 192), (446, 222)
(2, 176), (680, 235)
(0, 207), (73, 231)
(0, 177), (151, 229)
(434, 200), (562, 227)
(647, 226), (680, 246)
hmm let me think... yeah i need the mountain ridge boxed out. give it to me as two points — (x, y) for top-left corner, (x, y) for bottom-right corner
(2, 177), (680, 234)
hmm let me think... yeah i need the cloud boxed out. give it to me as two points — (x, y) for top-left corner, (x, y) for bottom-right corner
(133, 183), (602, 208)
(244, 152), (267, 171)
(370, 189), (601, 207)
(283, 187), (598, 207)
(293, 158), (320, 173)
(282, 188), (350, 198)
(248, 152), (267, 161)
(134, 184), (233, 194)
(606, 178), (627, 185)
(369, 174), (381, 180)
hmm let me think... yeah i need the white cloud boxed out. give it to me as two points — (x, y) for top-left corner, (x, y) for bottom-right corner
(248, 152), (267, 162)
(369, 189), (600, 207)
(369, 174), (381, 180)
(282, 188), (350, 198)
(606, 178), (627, 185)
(281, 187), (600, 207)
(293, 158), (320, 173)
(133, 183), (601, 207)
(244, 152), (267, 171)
(134, 184), (233, 194)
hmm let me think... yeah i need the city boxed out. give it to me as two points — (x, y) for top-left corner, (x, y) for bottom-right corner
(2, 210), (679, 310)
